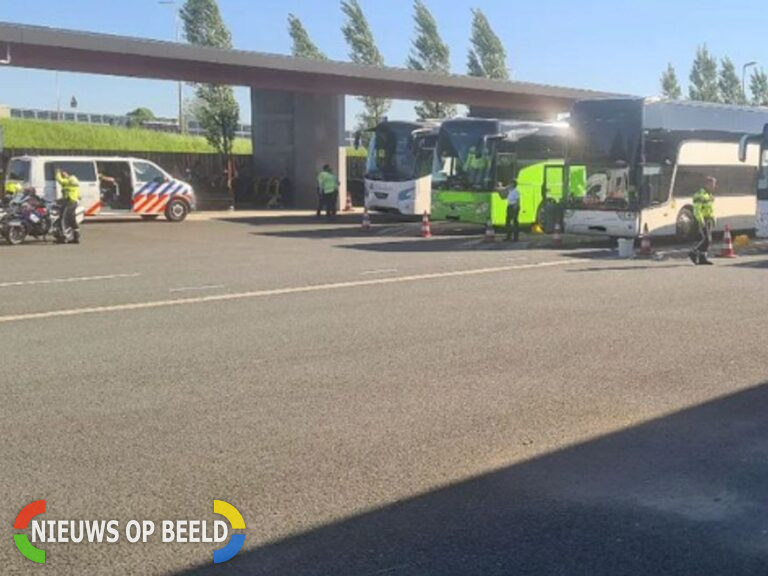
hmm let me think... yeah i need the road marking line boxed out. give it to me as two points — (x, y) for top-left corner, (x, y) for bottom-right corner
(0, 259), (586, 324)
(169, 285), (226, 293)
(360, 269), (399, 276)
(0, 273), (141, 289)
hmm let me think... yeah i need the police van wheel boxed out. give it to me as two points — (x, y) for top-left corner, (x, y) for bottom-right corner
(676, 208), (696, 241)
(165, 199), (189, 223)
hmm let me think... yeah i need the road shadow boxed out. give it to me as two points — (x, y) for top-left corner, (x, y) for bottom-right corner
(218, 213), (413, 228)
(253, 223), (491, 242)
(336, 238), (536, 253)
(567, 264), (692, 273)
(175, 383), (768, 576)
(730, 257), (768, 269)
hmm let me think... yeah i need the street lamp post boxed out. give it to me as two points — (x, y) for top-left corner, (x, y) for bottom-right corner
(743, 61), (758, 101)
(159, 0), (184, 133)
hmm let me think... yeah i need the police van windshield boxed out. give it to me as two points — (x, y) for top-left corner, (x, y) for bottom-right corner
(567, 100), (644, 210)
(366, 123), (423, 182)
(433, 120), (499, 191)
(7, 159), (30, 182)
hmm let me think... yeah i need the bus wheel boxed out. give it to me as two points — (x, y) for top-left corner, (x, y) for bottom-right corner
(537, 199), (559, 234)
(676, 208), (696, 241)
(165, 199), (189, 223)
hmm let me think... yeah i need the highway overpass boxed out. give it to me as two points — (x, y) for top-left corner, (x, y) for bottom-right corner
(0, 22), (622, 207)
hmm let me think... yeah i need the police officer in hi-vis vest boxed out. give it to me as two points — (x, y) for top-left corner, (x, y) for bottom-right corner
(56, 169), (81, 244)
(689, 176), (717, 265)
(317, 164), (339, 220)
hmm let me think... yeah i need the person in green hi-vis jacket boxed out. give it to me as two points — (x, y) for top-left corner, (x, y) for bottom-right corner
(689, 176), (717, 266)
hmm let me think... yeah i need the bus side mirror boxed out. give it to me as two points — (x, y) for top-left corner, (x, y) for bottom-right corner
(738, 135), (749, 163)
(354, 132), (362, 151)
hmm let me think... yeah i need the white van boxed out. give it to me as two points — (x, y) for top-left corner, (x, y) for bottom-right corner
(5, 156), (197, 222)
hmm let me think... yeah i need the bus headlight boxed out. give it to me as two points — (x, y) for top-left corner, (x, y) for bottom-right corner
(617, 211), (637, 221)
(398, 189), (414, 201)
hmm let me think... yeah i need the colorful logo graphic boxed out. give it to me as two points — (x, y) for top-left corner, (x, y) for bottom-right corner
(213, 500), (245, 564)
(14, 500), (46, 564)
(13, 499), (243, 566)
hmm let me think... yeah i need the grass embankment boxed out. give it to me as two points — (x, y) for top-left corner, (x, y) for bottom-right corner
(0, 118), (365, 159)
(0, 118), (253, 154)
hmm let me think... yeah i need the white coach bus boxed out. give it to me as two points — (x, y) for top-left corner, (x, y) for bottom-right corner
(739, 124), (768, 238)
(563, 98), (768, 239)
(363, 120), (439, 216)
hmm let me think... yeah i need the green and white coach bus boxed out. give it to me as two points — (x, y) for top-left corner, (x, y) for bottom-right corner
(430, 118), (584, 229)
(364, 120), (439, 216)
(564, 98), (768, 239)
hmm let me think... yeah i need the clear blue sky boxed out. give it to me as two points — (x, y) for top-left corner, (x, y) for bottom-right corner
(0, 1), (763, 128)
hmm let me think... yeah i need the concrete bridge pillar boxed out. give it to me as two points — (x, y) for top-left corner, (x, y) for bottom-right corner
(251, 89), (347, 210)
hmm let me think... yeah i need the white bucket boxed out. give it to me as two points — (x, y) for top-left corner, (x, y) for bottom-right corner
(617, 238), (635, 259)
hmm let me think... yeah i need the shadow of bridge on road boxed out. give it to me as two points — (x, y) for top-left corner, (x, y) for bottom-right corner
(175, 382), (768, 576)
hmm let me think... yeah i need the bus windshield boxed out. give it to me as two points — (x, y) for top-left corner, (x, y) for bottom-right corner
(366, 123), (425, 182)
(567, 100), (644, 210)
(433, 120), (499, 191)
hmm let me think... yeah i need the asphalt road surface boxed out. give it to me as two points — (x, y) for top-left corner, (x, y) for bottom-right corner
(2, 214), (768, 576)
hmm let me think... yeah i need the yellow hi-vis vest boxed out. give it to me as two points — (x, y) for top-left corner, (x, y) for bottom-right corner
(317, 171), (338, 195)
(4, 181), (22, 195)
(56, 172), (81, 202)
(693, 188), (714, 223)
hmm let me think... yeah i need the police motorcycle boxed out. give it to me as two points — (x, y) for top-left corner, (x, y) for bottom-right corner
(0, 198), (11, 241)
(3, 191), (80, 245)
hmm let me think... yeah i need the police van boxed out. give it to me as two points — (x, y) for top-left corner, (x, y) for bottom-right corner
(4, 156), (197, 222)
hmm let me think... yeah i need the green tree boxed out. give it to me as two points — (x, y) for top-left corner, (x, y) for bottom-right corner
(750, 68), (768, 106)
(407, 0), (456, 119)
(180, 0), (232, 49)
(181, 0), (240, 202)
(467, 9), (508, 80)
(718, 57), (746, 105)
(689, 45), (720, 103)
(288, 14), (327, 60)
(341, 0), (391, 130)
(660, 63), (682, 100)
(126, 107), (155, 128)
(196, 85), (240, 162)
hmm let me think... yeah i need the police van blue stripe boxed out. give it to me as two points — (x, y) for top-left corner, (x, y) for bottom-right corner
(165, 182), (184, 196)
(158, 181), (177, 196)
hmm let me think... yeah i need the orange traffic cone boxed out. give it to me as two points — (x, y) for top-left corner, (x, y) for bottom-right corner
(484, 219), (496, 243)
(553, 223), (564, 248)
(637, 223), (653, 257)
(719, 225), (737, 258)
(421, 211), (433, 239)
(343, 192), (354, 212)
(361, 207), (371, 231)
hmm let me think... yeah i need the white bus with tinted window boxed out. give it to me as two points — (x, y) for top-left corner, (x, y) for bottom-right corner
(563, 99), (768, 239)
(364, 121), (439, 216)
(4, 156), (196, 222)
(739, 124), (768, 238)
